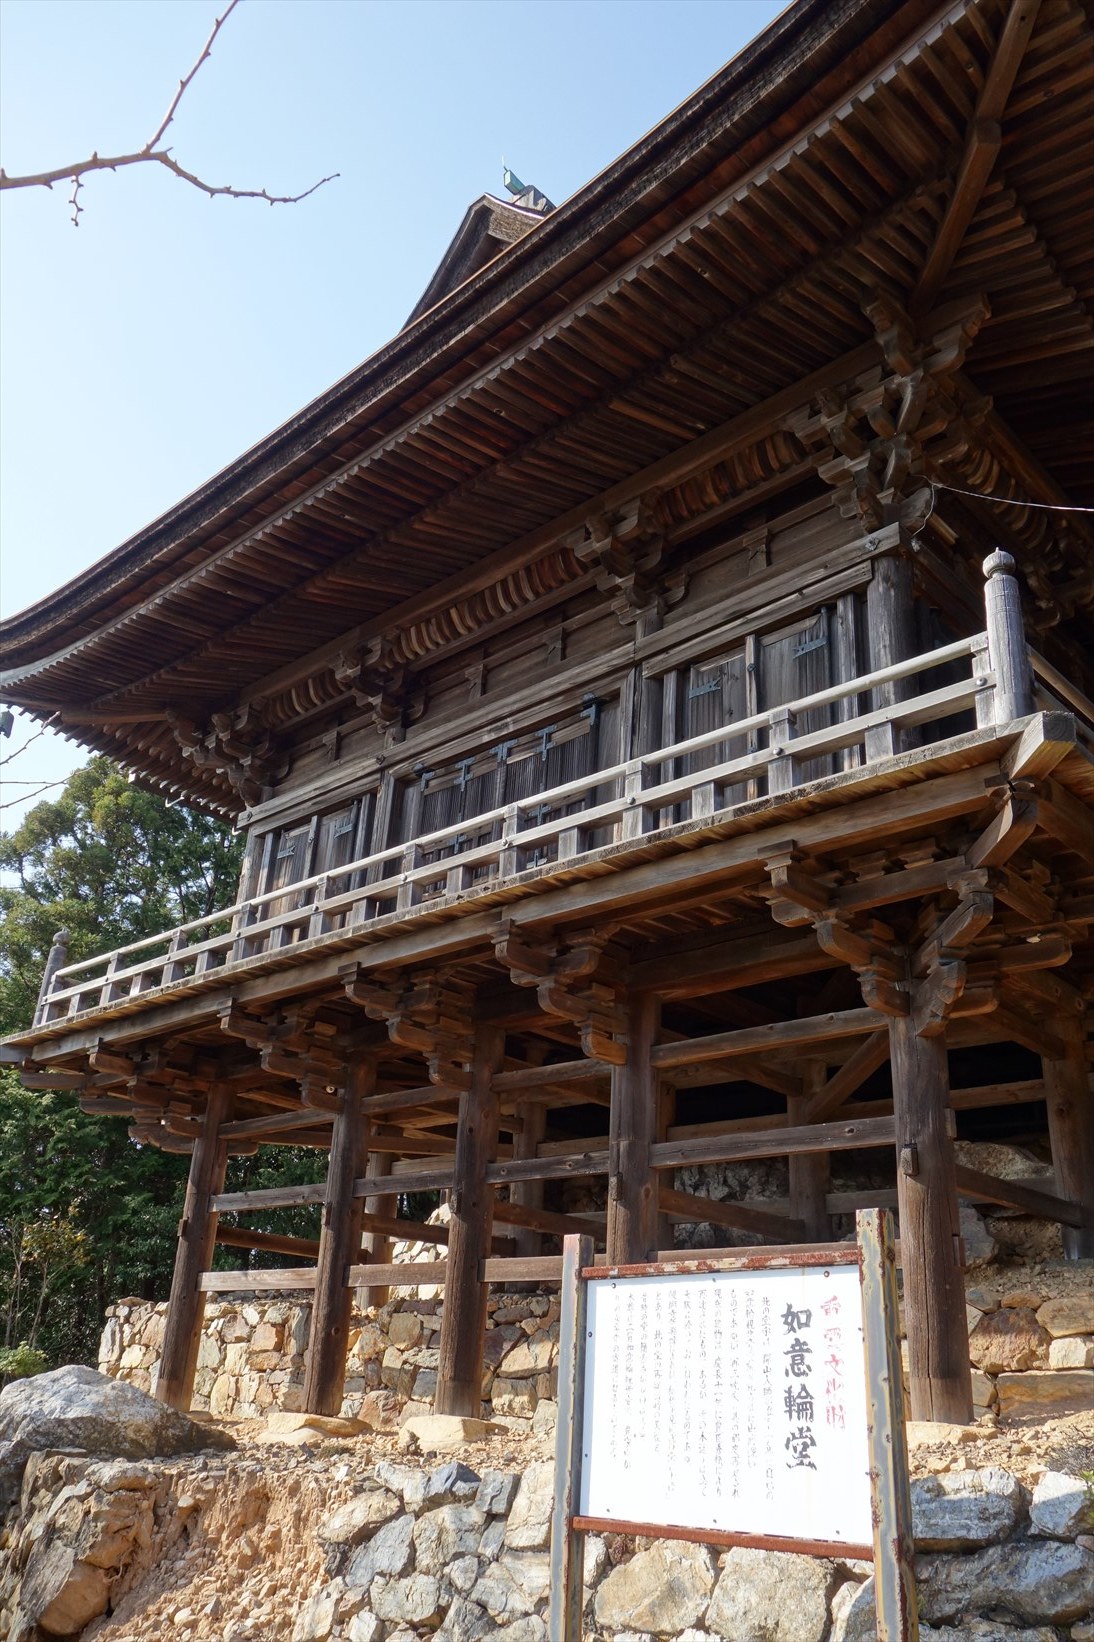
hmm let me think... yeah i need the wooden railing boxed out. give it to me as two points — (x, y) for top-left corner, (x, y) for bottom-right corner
(32, 552), (1049, 1026)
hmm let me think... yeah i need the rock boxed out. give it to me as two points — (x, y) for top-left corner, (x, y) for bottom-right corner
(995, 1369), (1094, 1418)
(423, 1460), (481, 1508)
(491, 1378), (538, 1418)
(376, 1460), (429, 1513)
(595, 1538), (716, 1634)
(1048, 1334), (1094, 1368)
(398, 1413), (503, 1453)
(449, 1553), (480, 1594)
(832, 1580), (1062, 1642)
(493, 1620), (545, 1642)
(436, 1597), (494, 1641)
(475, 1468), (520, 1515)
(497, 1336), (554, 1378)
(17, 1541), (111, 1637)
(1030, 1471), (1094, 1539)
(504, 1460), (554, 1550)
(413, 1503), (486, 1571)
(904, 1421), (978, 1449)
(917, 1539), (1094, 1625)
(370, 1573), (444, 1625)
(968, 1309), (1050, 1373)
(960, 1203), (997, 1267)
(346, 1616), (383, 1642)
(291, 1583), (342, 1641)
(357, 1390), (403, 1431)
(387, 1312), (423, 1349)
(1037, 1296), (1094, 1338)
(318, 1489), (401, 1546)
(264, 1411), (364, 1438)
(346, 1511), (415, 1586)
(0, 1365), (233, 1506)
(911, 1467), (1025, 1550)
(970, 1370), (997, 1410)
(966, 1289), (999, 1313)
(706, 1546), (836, 1641)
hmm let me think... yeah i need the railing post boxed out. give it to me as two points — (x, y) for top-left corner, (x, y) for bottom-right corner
(767, 707), (795, 793)
(983, 550), (1033, 724)
(34, 927), (70, 1025)
(621, 762), (649, 840)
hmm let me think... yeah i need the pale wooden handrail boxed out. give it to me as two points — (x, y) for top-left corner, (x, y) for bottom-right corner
(41, 630), (998, 1014)
(1029, 647), (1094, 730)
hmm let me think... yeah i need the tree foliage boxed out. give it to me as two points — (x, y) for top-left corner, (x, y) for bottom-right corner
(0, 758), (246, 1365)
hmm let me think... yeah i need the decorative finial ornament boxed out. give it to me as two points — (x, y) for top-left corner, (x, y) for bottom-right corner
(983, 549), (1016, 579)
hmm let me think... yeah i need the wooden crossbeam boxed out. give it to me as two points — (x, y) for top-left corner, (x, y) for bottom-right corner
(220, 1107), (337, 1138)
(491, 1199), (604, 1240)
(650, 1008), (885, 1071)
(954, 1164), (1089, 1229)
(650, 1114), (895, 1170)
(802, 1030), (890, 1123)
(216, 1226), (321, 1260)
(493, 1059), (611, 1092)
(658, 1185), (804, 1242)
(1039, 779), (1094, 867)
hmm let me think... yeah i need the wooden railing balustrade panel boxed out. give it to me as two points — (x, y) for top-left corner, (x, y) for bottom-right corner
(33, 558), (1050, 1023)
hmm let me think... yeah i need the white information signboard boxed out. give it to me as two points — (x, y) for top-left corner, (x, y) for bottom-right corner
(580, 1262), (872, 1546)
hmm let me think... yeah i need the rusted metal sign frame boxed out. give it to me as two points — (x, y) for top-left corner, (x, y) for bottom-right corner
(548, 1210), (917, 1642)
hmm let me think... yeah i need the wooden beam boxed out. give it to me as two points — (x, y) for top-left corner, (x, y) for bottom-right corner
(607, 994), (660, 1264)
(200, 1268), (318, 1292)
(212, 1182), (327, 1213)
(628, 927), (835, 999)
(650, 1008), (886, 1071)
(507, 1100), (547, 1267)
(650, 1114), (895, 1170)
(435, 1024), (504, 1418)
(888, 1004), (972, 1424)
(912, 0), (1043, 313)
(215, 1226), (320, 1260)
(954, 1164), (1089, 1230)
(220, 1107), (337, 1138)
(493, 1059), (611, 1092)
(303, 1057), (373, 1415)
(1039, 779), (1094, 868)
(789, 1065), (831, 1242)
(157, 1083), (232, 1411)
(658, 1184), (804, 1243)
(801, 1030), (889, 1123)
(492, 1198), (603, 1241)
(1043, 1018), (1094, 1258)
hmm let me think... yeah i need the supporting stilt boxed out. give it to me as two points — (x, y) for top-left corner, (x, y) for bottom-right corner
(1044, 1017), (1094, 1260)
(361, 1149), (395, 1311)
(887, 1010), (972, 1423)
(157, 1081), (232, 1410)
(436, 1025), (504, 1416)
(607, 994), (660, 1264)
(509, 1101), (546, 1280)
(788, 1063), (831, 1241)
(303, 1056), (373, 1415)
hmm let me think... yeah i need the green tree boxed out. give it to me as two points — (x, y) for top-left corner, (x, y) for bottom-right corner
(0, 758), (245, 1364)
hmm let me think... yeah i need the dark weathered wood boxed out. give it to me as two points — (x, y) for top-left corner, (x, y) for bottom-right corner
(494, 1059), (611, 1092)
(508, 1100), (547, 1271)
(492, 1198), (603, 1241)
(216, 1225), (321, 1259)
(888, 1008), (972, 1424)
(650, 1008), (885, 1071)
(220, 1106), (337, 1138)
(651, 1114), (895, 1170)
(802, 1030), (889, 1123)
(212, 1182), (327, 1213)
(954, 1165), (1089, 1230)
(658, 1185), (803, 1243)
(865, 551), (916, 758)
(360, 1145), (396, 1310)
(157, 1082), (232, 1410)
(607, 993), (660, 1264)
(788, 1066), (830, 1241)
(1043, 1018), (1094, 1258)
(303, 1056), (374, 1415)
(436, 1024), (505, 1416)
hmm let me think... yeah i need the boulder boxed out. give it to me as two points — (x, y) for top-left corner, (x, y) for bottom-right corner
(504, 1460), (554, 1551)
(398, 1413), (503, 1453)
(413, 1503), (486, 1571)
(995, 1369), (1094, 1419)
(265, 1410), (364, 1438)
(706, 1546), (836, 1642)
(960, 1203), (997, 1267)
(1030, 1471), (1094, 1540)
(317, 1488), (401, 1547)
(1048, 1335), (1094, 1369)
(370, 1573), (444, 1626)
(435, 1597), (494, 1641)
(0, 1365), (232, 1506)
(917, 1539), (1094, 1626)
(475, 1467), (520, 1515)
(1037, 1296), (1094, 1338)
(346, 1512), (415, 1586)
(594, 1539), (716, 1634)
(967, 1309), (1050, 1374)
(831, 1582), (1061, 1642)
(422, 1460), (481, 1508)
(910, 1468), (1025, 1550)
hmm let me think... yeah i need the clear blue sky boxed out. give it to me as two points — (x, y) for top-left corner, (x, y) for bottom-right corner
(0, 0), (783, 828)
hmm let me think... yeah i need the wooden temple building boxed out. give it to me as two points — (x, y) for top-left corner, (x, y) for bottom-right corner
(2, 0), (1092, 1432)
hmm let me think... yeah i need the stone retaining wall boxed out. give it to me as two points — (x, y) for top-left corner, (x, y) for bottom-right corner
(3, 1435), (1092, 1639)
(98, 1279), (1094, 1431)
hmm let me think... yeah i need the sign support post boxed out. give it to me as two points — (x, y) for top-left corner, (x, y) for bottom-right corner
(549, 1232), (593, 1642)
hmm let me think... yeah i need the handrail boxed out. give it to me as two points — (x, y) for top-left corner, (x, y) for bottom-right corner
(1029, 647), (1094, 729)
(48, 632), (986, 992)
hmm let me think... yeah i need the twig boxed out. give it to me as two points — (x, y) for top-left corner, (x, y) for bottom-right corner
(0, 0), (337, 225)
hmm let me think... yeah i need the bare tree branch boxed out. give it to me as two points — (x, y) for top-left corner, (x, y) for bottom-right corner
(0, 0), (338, 225)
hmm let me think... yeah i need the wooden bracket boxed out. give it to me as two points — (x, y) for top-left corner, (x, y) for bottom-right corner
(492, 920), (627, 1064)
(342, 963), (474, 1087)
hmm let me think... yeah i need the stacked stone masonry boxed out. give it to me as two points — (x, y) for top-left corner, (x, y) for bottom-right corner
(2, 1437), (1092, 1639)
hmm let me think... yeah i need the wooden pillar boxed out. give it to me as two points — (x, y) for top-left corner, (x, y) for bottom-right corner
(303, 1056), (374, 1415)
(982, 550), (1033, 725)
(888, 1009), (972, 1424)
(509, 1101), (546, 1268)
(865, 549), (916, 759)
(607, 993), (660, 1264)
(360, 1151), (395, 1312)
(788, 1063), (830, 1242)
(435, 1025), (504, 1417)
(656, 1081), (677, 1254)
(157, 1081), (232, 1411)
(1044, 1017), (1094, 1260)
